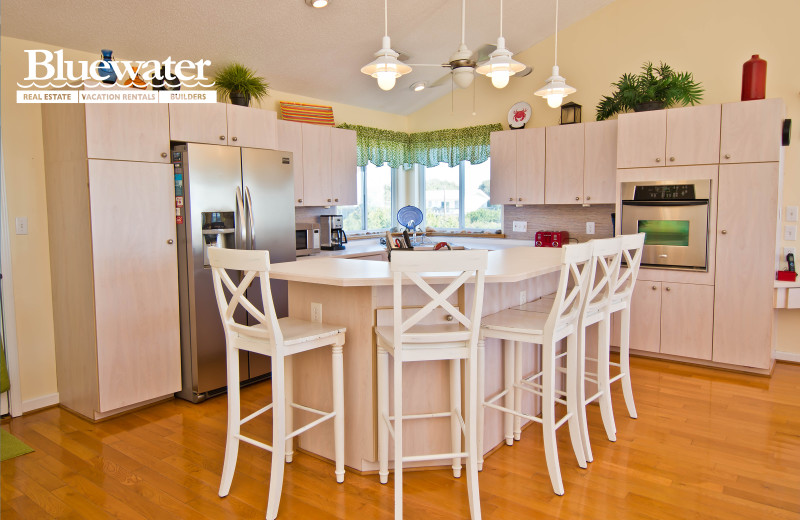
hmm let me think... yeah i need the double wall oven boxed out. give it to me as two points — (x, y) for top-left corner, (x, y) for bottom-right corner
(620, 179), (712, 270)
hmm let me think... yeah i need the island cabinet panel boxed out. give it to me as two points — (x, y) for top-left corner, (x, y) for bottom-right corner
(720, 98), (784, 164)
(277, 120), (305, 206)
(583, 119), (617, 204)
(665, 104), (721, 166)
(545, 123), (585, 204)
(617, 109), (666, 168)
(330, 126), (357, 206)
(713, 162), (780, 369)
(168, 102), (228, 145)
(85, 102), (171, 163)
(660, 283), (714, 360)
(301, 123), (333, 206)
(225, 103), (277, 149)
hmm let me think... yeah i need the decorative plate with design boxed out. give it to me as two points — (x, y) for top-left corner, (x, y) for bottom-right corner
(508, 102), (532, 129)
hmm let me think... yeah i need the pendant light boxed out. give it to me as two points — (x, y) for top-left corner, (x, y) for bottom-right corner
(475, 0), (525, 89)
(535, 0), (575, 107)
(360, 0), (411, 91)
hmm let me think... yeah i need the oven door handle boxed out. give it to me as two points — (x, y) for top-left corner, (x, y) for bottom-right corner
(621, 200), (709, 206)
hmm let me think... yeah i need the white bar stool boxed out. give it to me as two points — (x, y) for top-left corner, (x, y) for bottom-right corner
(477, 243), (593, 496)
(208, 247), (346, 520)
(375, 250), (488, 520)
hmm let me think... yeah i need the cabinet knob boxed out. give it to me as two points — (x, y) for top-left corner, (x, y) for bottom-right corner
(586, 196), (591, 201)
(219, 135), (226, 141)
(518, 197), (522, 201)
(669, 156), (675, 162)
(232, 137), (238, 142)
(161, 152), (168, 158)
(575, 196), (580, 201)
(167, 239), (174, 244)
(721, 229), (727, 234)
(651, 285), (657, 290)
(297, 198), (303, 203)
(327, 198), (332, 202)
(334, 198), (339, 202)
(665, 286), (671, 292)
(509, 197), (513, 202)
(655, 157), (662, 163)
(724, 153), (731, 159)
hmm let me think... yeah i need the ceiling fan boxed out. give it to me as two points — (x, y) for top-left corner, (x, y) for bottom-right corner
(406, 0), (531, 91)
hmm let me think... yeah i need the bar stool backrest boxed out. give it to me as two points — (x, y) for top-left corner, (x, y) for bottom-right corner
(208, 247), (283, 352)
(583, 237), (623, 316)
(613, 233), (646, 305)
(389, 250), (488, 351)
(546, 242), (594, 338)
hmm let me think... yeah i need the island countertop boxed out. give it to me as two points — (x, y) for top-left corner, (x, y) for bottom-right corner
(270, 246), (565, 286)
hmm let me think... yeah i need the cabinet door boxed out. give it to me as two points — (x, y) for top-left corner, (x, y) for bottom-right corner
(226, 104), (277, 149)
(545, 124), (584, 204)
(713, 163), (779, 368)
(85, 103), (170, 163)
(583, 120), (617, 204)
(516, 127), (545, 205)
(88, 160), (181, 412)
(720, 99), (784, 164)
(277, 120), (305, 206)
(628, 282), (662, 353)
(330, 127), (357, 206)
(617, 110), (666, 168)
(666, 104), (721, 166)
(168, 103), (228, 145)
(301, 124), (332, 206)
(660, 283), (714, 360)
(489, 131), (517, 205)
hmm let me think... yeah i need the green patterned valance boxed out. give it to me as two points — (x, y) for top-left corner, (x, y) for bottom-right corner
(337, 123), (501, 169)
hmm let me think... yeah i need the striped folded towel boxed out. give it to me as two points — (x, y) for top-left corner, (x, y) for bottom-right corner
(280, 101), (335, 126)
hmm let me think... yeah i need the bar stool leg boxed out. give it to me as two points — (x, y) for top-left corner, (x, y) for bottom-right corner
(332, 345), (345, 483)
(565, 333), (587, 469)
(575, 323), (593, 463)
(476, 338), (485, 471)
(219, 342), (241, 498)
(377, 346), (389, 485)
(541, 339), (564, 496)
(513, 342), (523, 441)
(465, 351), (482, 520)
(503, 340), (515, 446)
(619, 307), (638, 419)
(393, 354), (404, 519)
(284, 355), (294, 464)
(266, 356), (287, 520)
(597, 317), (617, 442)
(450, 358), (463, 478)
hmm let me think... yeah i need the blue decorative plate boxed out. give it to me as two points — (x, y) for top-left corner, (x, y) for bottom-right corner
(397, 205), (423, 230)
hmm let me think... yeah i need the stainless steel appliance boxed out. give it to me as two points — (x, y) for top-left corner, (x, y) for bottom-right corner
(172, 143), (295, 402)
(296, 223), (320, 256)
(320, 214), (347, 250)
(620, 179), (711, 270)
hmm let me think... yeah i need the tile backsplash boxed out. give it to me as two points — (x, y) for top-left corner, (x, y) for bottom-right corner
(295, 206), (339, 226)
(503, 204), (615, 243)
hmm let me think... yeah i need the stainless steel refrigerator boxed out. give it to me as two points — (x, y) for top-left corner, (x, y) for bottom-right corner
(172, 143), (295, 402)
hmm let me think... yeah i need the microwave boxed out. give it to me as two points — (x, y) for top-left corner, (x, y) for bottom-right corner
(296, 223), (320, 256)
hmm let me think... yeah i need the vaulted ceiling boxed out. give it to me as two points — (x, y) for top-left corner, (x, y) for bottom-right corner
(2, 0), (615, 115)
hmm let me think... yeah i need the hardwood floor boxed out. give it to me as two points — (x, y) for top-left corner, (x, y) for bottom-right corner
(2, 357), (799, 519)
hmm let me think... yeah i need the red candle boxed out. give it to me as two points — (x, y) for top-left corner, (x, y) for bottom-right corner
(741, 54), (767, 101)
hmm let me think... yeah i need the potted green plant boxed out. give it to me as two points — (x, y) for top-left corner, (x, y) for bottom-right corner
(213, 63), (270, 107)
(596, 62), (703, 121)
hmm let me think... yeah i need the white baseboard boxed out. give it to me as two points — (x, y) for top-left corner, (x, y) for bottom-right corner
(775, 351), (800, 363)
(22, 393), (59, 413)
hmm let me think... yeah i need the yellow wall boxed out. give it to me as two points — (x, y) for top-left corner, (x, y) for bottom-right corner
(408, 0), (800, 354)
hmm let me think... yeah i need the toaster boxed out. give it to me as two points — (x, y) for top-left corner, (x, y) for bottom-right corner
(535, 231), (569, 248)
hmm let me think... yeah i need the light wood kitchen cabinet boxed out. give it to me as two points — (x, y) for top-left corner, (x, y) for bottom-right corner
(712, 162), (780, 369)
(626, 282), (662, 353)
(287, 124), (357, 207)
(617, 104), (720, 168)
(84, 102), (171, 163)
(301, 123), (332, 206)
(330, 126), (358, 206)
(277, 120), (305, 205)
(169, 103), (278, 149)
(545, 123), (585, 204)
(489, 128), (545, 205)
(42, 103), (181, 420)
(583, 119), (618, 204)
(720, 98), (784, 163)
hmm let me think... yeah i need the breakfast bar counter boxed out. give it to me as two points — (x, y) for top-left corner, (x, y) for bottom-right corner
(269, 247), (564, 473)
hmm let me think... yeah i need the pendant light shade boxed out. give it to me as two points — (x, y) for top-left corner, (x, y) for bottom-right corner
(535, 0), (575, 107)
(476, 0), (525, 89)
(361, 0), (410, 91)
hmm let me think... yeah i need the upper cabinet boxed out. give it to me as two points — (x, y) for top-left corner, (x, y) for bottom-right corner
(169, 103), (278, 149)
(276, 120), (305, 206)
(84, 103), (171, 163)
(330, 126), (358, 206)
(583, 119), (618, 204)
(545, 123), (585, 204)
(720, 98), (784, 163)
(489, 128), (545, 205)
(617, 104), (721, 168)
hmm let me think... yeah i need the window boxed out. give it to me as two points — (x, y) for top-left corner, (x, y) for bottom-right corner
(422, 160), (501, 231)
(341, 163), (393, 233)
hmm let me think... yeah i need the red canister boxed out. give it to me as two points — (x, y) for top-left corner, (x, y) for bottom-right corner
(741, 54), (767, 101)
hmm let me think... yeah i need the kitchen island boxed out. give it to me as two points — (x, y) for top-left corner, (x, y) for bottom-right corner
(269, 247), (564, 473)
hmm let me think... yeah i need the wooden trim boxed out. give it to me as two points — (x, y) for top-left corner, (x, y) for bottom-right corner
(617, 347), (774, 376)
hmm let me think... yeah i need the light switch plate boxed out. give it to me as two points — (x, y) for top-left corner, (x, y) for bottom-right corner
(785, 225), (797, 241)
(786, 206), (799, 222)
(586, 222), (595, 234)
(15, 217), (28, 235)
(512, 221), (527, 232)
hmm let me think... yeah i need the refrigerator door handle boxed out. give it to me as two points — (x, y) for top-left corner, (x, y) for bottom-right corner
(244, 186), (255, 250)
(235, 186), (246, 250)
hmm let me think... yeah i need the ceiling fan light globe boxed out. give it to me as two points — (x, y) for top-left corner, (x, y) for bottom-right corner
(491, 71), (510, 88)
(546, 94), (564, 108)
(453, 67), (474, 89)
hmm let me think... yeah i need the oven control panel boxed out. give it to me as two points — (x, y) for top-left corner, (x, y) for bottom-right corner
(633, 184), (696, 201)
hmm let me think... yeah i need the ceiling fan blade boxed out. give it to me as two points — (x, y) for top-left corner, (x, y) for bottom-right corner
(429, 72), (452, 88)
(472, 43), (497, 64)
(515, 65), (533, 78)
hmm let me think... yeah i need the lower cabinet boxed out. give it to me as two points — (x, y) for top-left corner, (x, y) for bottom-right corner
(618, 281), (714, 360)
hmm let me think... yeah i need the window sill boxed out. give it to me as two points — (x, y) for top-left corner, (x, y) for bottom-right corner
(347, 231), (505, 240)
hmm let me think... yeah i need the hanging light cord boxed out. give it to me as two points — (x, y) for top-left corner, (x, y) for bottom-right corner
(461, 0), (466, 44)
(384, 0), (389, 38)
(499, 0), (504, 38)
(553, 0), (559, 65)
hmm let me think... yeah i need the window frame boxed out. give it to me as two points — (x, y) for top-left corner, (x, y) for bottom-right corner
(421, 160), (500, 231)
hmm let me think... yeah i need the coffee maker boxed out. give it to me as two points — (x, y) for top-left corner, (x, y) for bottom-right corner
(320, 215), (347, 250)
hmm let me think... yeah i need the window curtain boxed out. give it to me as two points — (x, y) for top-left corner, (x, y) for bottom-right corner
(337, 123), (501, 169)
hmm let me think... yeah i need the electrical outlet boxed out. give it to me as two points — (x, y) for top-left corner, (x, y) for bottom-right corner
(586, 221), (595, 235)
(519, 290), (527, 306)
(785, 247), (796, 257)
(785, 225), (797, 241)
(512, 220), (527, 232)
(786, 205), (799, 222)
(311, 302), (322, 323)
(15, 217), (28, 235)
